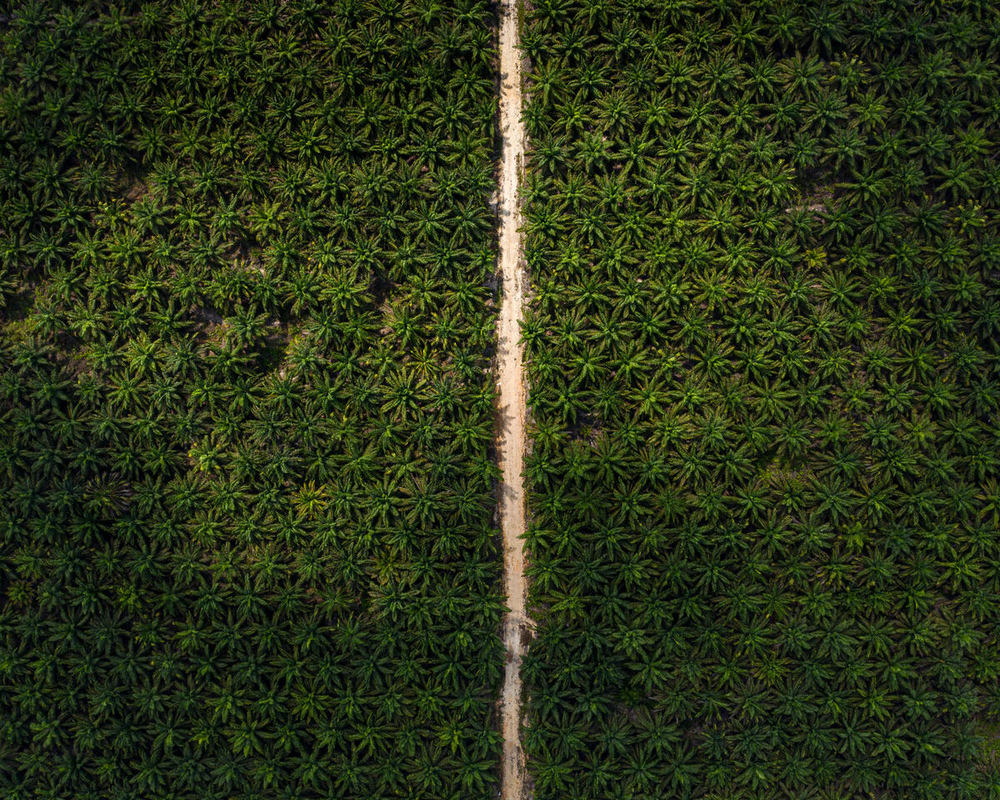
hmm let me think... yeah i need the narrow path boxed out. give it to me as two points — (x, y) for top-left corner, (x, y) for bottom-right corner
(496, 1), (530, 799)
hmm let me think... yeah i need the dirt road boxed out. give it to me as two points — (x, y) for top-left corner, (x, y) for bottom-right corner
(497, 1), (530, 799)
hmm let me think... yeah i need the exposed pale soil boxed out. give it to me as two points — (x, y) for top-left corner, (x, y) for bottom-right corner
(496, 1), (531, 799)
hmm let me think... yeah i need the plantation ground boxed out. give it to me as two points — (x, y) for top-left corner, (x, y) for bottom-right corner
(3, 2), (1000, 800)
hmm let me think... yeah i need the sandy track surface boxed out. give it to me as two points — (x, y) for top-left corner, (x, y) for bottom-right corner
(497, 1), (531, 799)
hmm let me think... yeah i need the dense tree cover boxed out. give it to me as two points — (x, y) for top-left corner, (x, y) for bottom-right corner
(520, 1), (1000, 798)
(0, 1), (503, 797)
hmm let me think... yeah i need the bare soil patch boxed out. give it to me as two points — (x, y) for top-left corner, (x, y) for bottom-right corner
(496, 2), (532, 799)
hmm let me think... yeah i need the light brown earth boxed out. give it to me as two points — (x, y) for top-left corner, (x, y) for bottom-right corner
(497, 1), (531, 799)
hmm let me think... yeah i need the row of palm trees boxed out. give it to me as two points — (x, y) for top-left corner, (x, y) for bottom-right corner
(520, 1), (1000, 799)
(0, 0), (506, 798)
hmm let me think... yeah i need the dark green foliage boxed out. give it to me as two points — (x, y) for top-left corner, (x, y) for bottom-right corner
(0, 1), (502, 797)
(521, 1), (1000, 798)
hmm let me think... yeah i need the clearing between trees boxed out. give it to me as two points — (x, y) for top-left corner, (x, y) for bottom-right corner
(497, 1), (531, 799)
